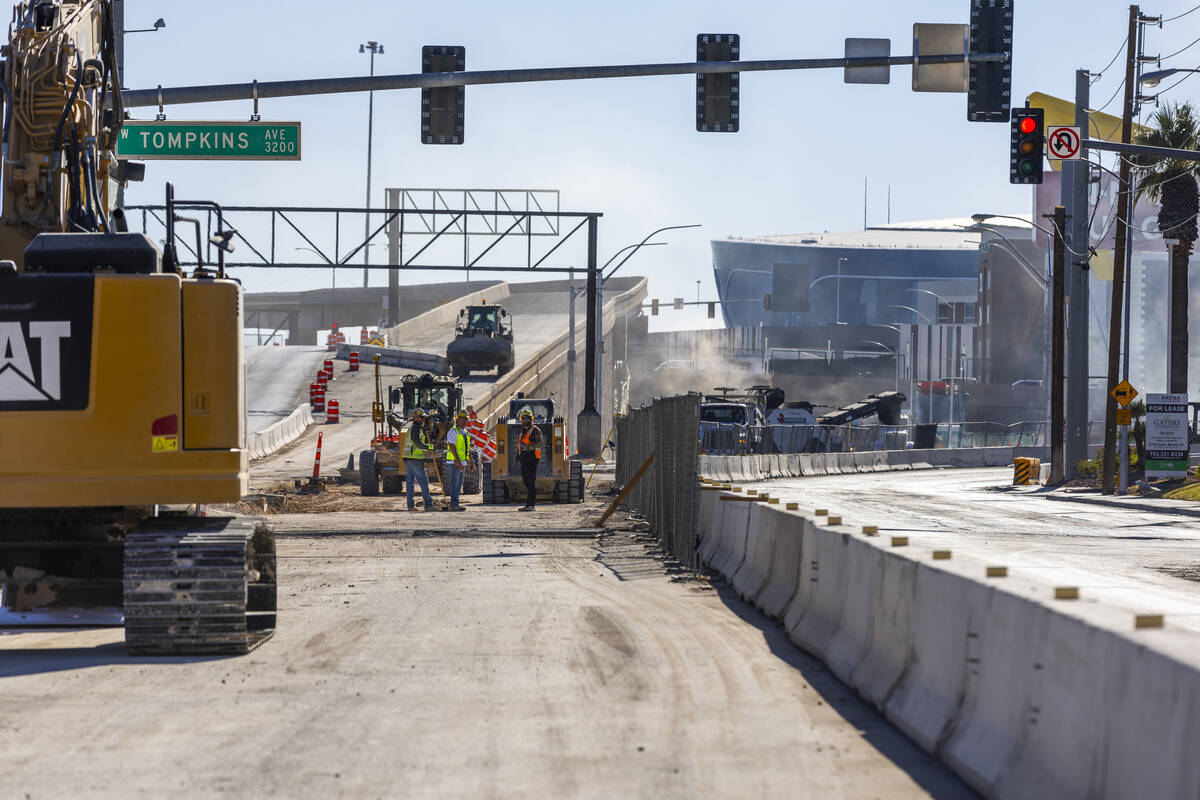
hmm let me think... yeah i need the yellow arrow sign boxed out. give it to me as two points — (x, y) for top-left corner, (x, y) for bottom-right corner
(1112, 379), (1138, 408)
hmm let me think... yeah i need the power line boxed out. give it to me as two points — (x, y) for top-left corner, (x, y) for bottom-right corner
(1161, 33), (1200, 61)
(1095, 77), (1126, 113)
(1163, 2), (1200, 22)
(1091, 35), (1130, 83)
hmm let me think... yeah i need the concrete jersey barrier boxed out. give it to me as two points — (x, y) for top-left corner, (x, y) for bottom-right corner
(698, 446), (1050, 482)
(248, 402), (313, 462)
(696, 500), (1200, 798)
(335, 342), (447, 374)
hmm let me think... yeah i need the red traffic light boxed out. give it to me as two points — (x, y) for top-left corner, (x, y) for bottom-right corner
(1019, 116), (1038, 134)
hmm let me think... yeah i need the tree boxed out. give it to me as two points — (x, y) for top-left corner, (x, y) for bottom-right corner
(1132, 102), (1200, 395)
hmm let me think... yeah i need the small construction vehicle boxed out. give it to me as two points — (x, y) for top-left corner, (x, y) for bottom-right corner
(481, 394), (583, 504)
(359, 362), (479, 496)
(445, 301), (515, 378)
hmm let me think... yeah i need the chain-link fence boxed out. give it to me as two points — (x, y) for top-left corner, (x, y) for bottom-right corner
(699, 420), (1048, 455)
(615, 394), (701, 570)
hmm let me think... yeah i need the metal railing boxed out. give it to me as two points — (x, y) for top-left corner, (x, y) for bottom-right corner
(699, 420), (1048, 455)
(616, 394), (701, 570)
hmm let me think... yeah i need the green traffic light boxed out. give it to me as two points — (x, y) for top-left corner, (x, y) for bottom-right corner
(1019, 159), (1036, 176)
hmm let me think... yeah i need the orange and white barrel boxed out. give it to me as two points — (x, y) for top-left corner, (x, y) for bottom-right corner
(326, 399), (340, 424)
(349, 351), (360, 371)
(310, 384), (325, 413)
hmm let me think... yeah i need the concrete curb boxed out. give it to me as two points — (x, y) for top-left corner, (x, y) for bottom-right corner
(1042, 491), (1200, 519)
(695, 496), (1200, 798)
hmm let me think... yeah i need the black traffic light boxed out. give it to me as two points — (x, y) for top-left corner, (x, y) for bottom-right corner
(968, 0), (1013, 122)
(763, 293), (772, 311)
(696, 34), (739, 132)
(651, 298), (659, 315)
(422, 46), (465, 144)
(707, 301), (716, 319)
(1010, 106), (1044, 184)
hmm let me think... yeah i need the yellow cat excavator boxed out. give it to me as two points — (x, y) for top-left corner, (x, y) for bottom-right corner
(0, 0), (274, 654)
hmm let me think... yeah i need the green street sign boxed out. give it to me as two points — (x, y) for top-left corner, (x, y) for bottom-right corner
(116, 120), (301, 161)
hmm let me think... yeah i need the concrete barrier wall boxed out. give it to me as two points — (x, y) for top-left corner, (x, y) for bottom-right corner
(470, 278), (648, 430)
(248, 402), (313, 461)
(334, 342), (447, 373)
(696, 497), (1200, 798)
(699, 446), (1050, 482)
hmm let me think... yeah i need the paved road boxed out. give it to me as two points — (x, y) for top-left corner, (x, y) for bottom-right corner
(760, 467), (1200, 633)
(0, 503), (972, 798)
(247, 290), (599, 491)
(244, 345), (328, 433)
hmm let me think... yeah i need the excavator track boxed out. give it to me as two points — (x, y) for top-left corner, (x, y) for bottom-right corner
(123, 517), (276, 656)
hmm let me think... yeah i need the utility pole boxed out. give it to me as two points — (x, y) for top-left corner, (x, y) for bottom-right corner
(1102, 5), (1139, 495)
(1049, 205), (1067, 483)
(1064, 69), (1091, 476)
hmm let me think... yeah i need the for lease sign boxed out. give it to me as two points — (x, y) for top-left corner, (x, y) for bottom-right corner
(1145, 392), (1189, 479)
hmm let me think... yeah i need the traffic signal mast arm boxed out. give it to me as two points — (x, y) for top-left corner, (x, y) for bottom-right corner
(1082, 138), (1200, 163)
(121, 53), (1009, 109)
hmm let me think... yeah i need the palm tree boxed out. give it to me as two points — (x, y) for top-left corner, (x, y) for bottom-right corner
(1132, 102), (1200, 395)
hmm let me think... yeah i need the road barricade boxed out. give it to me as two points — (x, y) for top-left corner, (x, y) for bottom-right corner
(326, 399), (340, 424)
(348, 351), (360, 371)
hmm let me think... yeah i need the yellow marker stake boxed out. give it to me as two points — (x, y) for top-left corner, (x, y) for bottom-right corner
(786, 502), (799, 511)
(932, 550), (951, 560)
(815, 509), (828, 516)
(861, 525), (878, 536)
(827, 516), (842, 526)
(1054, 587), (1080, 600)
(986, 566), (1008, 578)
(891, 536), (909, 547)
(1135, 614), (1164, 629)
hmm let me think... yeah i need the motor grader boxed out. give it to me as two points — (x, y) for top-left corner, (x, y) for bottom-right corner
(481, 395), (583, 504)
(358, 361), (480, 497)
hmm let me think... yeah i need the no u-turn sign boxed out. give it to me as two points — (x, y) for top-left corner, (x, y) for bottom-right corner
(1047, 126), (1081, 160)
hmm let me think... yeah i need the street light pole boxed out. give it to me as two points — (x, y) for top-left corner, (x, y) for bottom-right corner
(360, 40), (384, 288)
(888, 304), (932, 427)
(598, 224), (700, 429)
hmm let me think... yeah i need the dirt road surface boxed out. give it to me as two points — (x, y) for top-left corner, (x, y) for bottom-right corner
(1, 488), (972, 799)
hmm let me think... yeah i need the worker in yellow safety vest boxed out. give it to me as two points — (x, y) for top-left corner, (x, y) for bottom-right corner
(517, 410), (543, 512)
(444, 410), (473, 511)
(403, 409), (434, 511)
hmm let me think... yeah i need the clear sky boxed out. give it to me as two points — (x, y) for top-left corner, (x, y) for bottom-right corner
(119, 1), (1200, 331)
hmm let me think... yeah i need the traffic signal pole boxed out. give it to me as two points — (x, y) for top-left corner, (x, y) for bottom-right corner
(120, 53), (1009, 109)
(1064, 70), (1090, 478)
(1049, 206), (1066, 484)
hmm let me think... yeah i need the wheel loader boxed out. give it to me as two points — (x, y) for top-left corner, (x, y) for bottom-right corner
(445, 301), (514, 378)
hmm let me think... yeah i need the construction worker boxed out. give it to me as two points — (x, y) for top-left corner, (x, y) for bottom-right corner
(516, 409), (543, 512)
(403, 409), (434, 512)
(444, 410), (472, 512)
